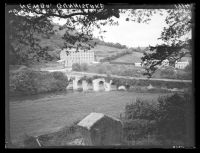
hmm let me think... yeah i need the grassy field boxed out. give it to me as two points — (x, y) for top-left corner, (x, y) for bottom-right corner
(84, 63), (145, 77)
(92, 44), (128, 53)
(9, 91), (169, 146)
(112, 52), (143, 64)
(91, 44), (129, 61)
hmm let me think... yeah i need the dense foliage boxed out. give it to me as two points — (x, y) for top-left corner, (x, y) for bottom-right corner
(122, 92), (193, 146)
(72, 63), (88, 71)
(141, 6), (192, 77)
(184, 60), (192, 72)
(7, 4), (193, 76)
(6, 4), (120, 64)
(155, 93), (190, 142)
(9, 69), (68, 96)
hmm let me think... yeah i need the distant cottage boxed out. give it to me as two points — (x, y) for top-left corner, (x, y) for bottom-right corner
(77, 112), (123, 145)
(175, 60), (189, 69)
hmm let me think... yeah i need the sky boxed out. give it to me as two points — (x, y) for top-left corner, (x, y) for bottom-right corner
(52, 10), (168, 48)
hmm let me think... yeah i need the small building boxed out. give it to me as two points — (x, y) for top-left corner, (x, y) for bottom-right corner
(175, 61), (189, 69)
(135, 62), (142, 67)
(77, 112), (123, 146)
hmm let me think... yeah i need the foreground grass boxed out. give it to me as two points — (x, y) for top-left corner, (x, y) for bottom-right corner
(17, 92), (193, 148)
(10, 91), (169, 146)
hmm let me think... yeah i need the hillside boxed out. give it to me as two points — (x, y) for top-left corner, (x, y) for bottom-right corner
(34, 23), (133, 62)
(90, 45), (129, 61)
(21, 23), (147, 63)
(112, 52), (143, 64)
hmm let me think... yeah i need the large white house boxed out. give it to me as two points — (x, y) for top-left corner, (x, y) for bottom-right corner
(134, 59), (190, 70)
(58, 48), (95, 68)
(175, 60), (189, 69)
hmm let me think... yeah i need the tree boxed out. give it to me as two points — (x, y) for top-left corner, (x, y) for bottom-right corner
(6, 4), (193, 75)
(6, 4), (120, 64)
(137, 46), (141, 52)
(119, 6), (192, 77)
(139, 6), (192, 77)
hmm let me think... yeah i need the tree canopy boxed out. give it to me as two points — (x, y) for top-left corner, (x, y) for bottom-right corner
(6, 4), (193, 76)
(140, 6), (192, 77)
(7, 4), (120, 64)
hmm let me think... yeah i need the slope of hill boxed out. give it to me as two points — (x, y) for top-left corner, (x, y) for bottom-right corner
(36, 23), (132, 62)
(90, 44), (129, 61)
(34, 23), (145, 63)
(112, 52), (143, 64)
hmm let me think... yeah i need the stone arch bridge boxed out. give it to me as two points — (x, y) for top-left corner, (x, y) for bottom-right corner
(66, 74), (113, 91)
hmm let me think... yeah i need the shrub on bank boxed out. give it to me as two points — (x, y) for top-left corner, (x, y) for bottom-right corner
(9, 69), (68, 97)
(124, 98), (158, 121)
(72, 63), (81, 71)
(160, 68), (177, 79)
(122, 119), (156, 143)
(176, 71), (192, 80)
(81, 63), (89, 71)
(184, 61), (192, 72)
(122, 92), (192, 145)
(9, 69), (38, 96)
(72, 63), (89, 72)
(156, 93), (192, 143)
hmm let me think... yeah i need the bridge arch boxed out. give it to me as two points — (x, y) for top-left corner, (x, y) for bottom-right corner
(66, 75), (113, 91)
(92, 78), (106, 91)
(72, 76), (82, 90)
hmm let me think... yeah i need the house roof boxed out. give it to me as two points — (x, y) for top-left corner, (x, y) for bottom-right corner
(77, 112), (122, 130)
(77, 112), (105, 130)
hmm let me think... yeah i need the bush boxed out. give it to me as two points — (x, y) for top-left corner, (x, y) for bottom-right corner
(176, 70), (192, 80)
(97, 66), (107, 74)
(9, 69), (69, 96)
(9, 69), (38, 96)
(125, 98), (158, 121)
(122, 92), (193, 145)
(184, 61), (192, 72)
(122, 98), (158, 144)
(156, 93), (192, 142)
(72, 63), (81, 71)
(81, 63), (88, 71)
(123, 119), (156, 142)
(52, 72), (68, 84)
(160, 68), (177, 79)
(72, 63), (89, 72)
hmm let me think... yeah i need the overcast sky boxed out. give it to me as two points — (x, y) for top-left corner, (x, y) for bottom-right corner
(52, 10), (168, 48)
